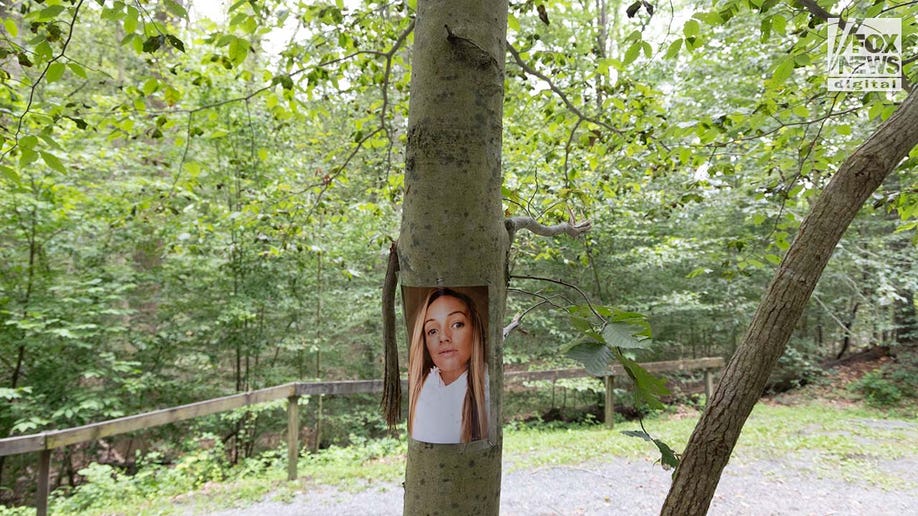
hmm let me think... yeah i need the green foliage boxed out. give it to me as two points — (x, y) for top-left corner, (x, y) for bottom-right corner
(49, 434), (232, 514)
(560, 303), (668, 410)
(849, 352), (918, 408)
(620, 429), (680, 472)
(767, 340), (826, 393)
(851, 370), (904, 406)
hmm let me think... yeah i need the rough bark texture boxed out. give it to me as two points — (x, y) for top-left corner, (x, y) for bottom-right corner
(398, 1), (509, 514)
(661, 90), (918, 516)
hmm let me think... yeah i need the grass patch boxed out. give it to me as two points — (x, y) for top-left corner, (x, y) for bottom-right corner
(503, 401), (917, 490)
(502, 416), (696, 471)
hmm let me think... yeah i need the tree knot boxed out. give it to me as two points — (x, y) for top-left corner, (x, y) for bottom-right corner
(444, 24), (499, 70)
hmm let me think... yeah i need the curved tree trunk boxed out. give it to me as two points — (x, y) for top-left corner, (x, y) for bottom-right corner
(661, 89), (918, 515)
(398, 0), (509, 514)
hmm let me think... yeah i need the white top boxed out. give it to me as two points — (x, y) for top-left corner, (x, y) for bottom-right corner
(412, 367), (491, 444)
(412, 367), (468, 444)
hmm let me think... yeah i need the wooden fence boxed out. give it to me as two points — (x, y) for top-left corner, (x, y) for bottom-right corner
(0, 357), (723, 515)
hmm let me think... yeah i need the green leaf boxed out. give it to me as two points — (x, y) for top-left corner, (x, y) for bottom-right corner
(143, 35), (164, 53)
(3, 18), (18, 37)
(0, 387), (25, 401)
(229, 0), (248, 12)
(0, 165), (20, 184)
(100, 5), (122, 22)
(229, 37), (249, 65)
(19, 135), (38, 151)
(508, 13), (520, 32)
(653, 438), (680, 470)
(621, 429), (652, 441)
(183, 161), (202, 176)
(770, 56), (794, 84)
(620, 430), (679, 470)
(36, 5), (66, 21)
(242, 15), (258, 34)
(229, 12), (248, 27)
(614, 350), (670, 409)
(142, 78), (160, 95)
(17, 52), (33, 67)
(626, 1), (642, 18)
(68, 62), (87, 78)
(124, 6), (139, 33)
(759, 17), (772, 42)
(564, 339), (613, 376)
(683, 19), (700, 38)
(66, 116), (88, 130)
(623, 41), (641, 66)
(40, 151), (66, 173)
(602, 323), (648, 350)
(35, 41), (53, 63)
(665, 39), (682, 59)
(163, 85), (181, 106)
(165, 35), (185, 52)
(164, 0), (188, 19)
(772, 14), (786, 35)
(46, 62), (66, 83)
(273, 74), (294, 90)
(686, 267), (709, 278)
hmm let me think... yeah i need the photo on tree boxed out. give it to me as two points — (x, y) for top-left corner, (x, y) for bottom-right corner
(404, 286), (490, 444)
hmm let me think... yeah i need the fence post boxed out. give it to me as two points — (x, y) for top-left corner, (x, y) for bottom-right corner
(704, 368), (714, 403)
(36, 449), (51, 516)
(604, 375), (615, 428)
(287, 395), (300, 481)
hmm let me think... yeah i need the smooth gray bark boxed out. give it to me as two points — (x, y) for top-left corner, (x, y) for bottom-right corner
(398, 0), (509, 514)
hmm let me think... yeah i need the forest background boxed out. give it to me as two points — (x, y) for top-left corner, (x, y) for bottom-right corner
(0, 0), (916, 508)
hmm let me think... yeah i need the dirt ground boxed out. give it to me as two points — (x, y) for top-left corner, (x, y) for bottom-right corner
(195, 447), (918, 515)
(189, 351), (918, 515)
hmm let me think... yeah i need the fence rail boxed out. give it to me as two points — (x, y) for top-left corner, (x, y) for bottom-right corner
(1, 357), (723, 515)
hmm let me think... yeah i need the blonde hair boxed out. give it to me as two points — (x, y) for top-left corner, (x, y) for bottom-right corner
(407, 288), (488, 442)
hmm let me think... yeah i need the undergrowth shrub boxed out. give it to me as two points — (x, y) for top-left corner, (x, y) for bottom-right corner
(767, 343), (825, 393)
(850, 348), (918, 407)
(49, 433), (233, 514)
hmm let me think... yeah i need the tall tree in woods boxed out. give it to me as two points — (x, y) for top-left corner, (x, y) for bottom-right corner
(661, 89), (918, 515)
(392, 0), (592, 512)
(396, 1), (510, 512)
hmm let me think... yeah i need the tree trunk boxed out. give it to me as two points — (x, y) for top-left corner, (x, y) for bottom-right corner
(893, 289), (917, 345)
(836, 301), (859, 359)
(661, 89), (918, 515)
(399, 0), (509, 513)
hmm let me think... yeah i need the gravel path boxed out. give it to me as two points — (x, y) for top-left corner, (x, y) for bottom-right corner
(196, 453), (918, 515)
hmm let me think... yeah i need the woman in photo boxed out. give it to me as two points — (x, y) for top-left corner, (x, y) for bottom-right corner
(408, 288), (489, 444)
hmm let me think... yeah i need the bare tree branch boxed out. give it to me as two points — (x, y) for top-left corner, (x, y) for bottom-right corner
(506, 214), (592, 243)
(510, 274), (606, 323)
(379, 19), (416, 173)
(795, 0), (835, 21)
(503, 299), (550, 338)
(506, 43), (622, 137)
